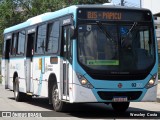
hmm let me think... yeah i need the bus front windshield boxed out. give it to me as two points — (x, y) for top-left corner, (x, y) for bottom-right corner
(78, 23), (155, 73)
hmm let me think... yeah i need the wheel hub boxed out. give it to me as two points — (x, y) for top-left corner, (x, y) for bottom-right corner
(53, 89), (61, 107)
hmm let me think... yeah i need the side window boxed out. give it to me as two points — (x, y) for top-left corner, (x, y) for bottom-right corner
(46, 21), (60, 53)
(140, 30), (149, 50)
(63, 26), (72, 62)
(3, 39), (11, 59)
(3, 40), (6, 58)
(11, 33), (18, 56)
(35, 24), (47, 54)
(17, 30), (25, 55)
(139, 27), (154, 57)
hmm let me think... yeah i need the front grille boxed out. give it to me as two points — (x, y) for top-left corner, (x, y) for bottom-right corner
(98, 91), (142, 100)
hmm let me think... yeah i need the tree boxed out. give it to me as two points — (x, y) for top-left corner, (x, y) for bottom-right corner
(0, 0), (25, 54)
(65, 0), (110, 5)
(0, 0), (110, 54)
(19, 0), (67, 17)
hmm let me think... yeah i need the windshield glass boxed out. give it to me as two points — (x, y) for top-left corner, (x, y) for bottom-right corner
(78, 23), (155, 72)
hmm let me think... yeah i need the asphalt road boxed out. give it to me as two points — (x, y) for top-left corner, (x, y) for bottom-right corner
(0, 84), (160, 120)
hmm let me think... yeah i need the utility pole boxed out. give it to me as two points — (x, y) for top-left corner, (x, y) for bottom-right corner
(121, 0), (125, 6)
(140, 0), (142, 8)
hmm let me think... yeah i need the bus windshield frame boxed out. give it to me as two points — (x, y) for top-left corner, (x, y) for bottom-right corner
(77, 8), (156, 80)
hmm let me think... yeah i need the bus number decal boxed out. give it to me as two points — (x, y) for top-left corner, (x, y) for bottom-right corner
(6, 35), (11, 39)
(131, 83), (136, 87)
(63, 18), (71, 25)
(28, 28), (35, 34)
(131, 83), (143, 88)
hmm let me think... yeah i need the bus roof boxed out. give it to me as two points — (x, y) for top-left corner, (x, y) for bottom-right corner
(3, 5), (150, 34)
(3, 5), (78, 34)
(76, 4), (149, 10)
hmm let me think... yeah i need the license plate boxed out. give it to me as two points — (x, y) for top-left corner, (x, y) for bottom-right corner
(113, 97), (128, 102)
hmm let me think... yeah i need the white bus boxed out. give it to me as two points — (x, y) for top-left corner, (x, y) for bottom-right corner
(1, 5), (158, 112)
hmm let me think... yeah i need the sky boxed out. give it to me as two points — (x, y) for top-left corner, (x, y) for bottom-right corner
(111, 0), (160, 14)
(111, 0), (140, 7)
(141, 0), (160, 14)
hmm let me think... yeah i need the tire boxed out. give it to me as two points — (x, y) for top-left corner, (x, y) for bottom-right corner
(52, 84), (66, 112)
(111, 102), (130, 112)
(13, 77), (26, 102)
(25, 94), (32, 101)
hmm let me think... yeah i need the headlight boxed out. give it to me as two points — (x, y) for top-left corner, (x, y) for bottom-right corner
(76, 73), (94, 89)
(81, 79), (88, 85)
(145, 74), (157, 89)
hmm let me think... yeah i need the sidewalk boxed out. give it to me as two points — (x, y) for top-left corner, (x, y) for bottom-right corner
(157, 80), (160, 102)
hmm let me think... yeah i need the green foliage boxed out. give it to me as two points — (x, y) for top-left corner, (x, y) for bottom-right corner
(19, 0), (67, 17)
(78, 0), (109, 4)
(0, 0), (25, 54)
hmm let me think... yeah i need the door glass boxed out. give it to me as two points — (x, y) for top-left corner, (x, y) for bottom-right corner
(62, 26), (72, 96)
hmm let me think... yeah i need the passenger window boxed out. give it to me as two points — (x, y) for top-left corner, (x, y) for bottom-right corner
(17, 30), (25, 55)
(35, 24), (47, 54)
(46, 21), (60, 53)
(3, 38), (11, 59)
(11, 33), (18, 56)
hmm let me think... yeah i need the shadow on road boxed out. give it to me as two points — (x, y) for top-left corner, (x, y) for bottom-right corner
(8, 97), (160, 119)
(9, 97), (53, 110)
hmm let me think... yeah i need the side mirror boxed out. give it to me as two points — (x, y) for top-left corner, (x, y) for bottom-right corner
(70, 25), (75, 39)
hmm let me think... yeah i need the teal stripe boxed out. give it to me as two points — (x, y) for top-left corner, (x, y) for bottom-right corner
(38, 73), (43, 96)
(38, 57), (45, 96)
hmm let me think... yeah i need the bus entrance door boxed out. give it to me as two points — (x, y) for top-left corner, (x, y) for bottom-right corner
(62, 26), (72, 101)
(4, 39), (11, 89)
(25, 31), (35, 93)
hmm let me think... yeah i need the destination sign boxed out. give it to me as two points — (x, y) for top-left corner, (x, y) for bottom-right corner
(77, 8), (152, 22)
(87, 11), (122, 20)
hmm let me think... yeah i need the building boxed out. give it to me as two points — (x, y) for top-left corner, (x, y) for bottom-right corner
(141, 0), (160, 40)
(154, 13), (160, 46)
(141, 0), (160, 14)
(141, 0), (160, 55)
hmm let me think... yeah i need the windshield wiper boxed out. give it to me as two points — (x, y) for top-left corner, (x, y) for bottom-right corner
(96, 21), (114, 43)
(120, 22), (137, 48)
(126, 22), (137, 35)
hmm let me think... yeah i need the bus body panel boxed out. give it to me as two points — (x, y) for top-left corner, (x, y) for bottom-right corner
(71, 39), (158, 103)
(32, 56), (57, 97)
(72, 84), (97, 102)
(141, 85), (157, 101)
(1, 59), (8, 87)
(31, 56), (73, 99)
(70, 70), (157, 103)
(71, 67), (157, 102)
(25, 58), (33, 93)
(1, 5), (158, 110)
(9, 58), (26, 92)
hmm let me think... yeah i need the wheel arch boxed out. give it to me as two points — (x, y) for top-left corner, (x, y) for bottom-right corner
(48, 73), (57, 104)
(13, 72), (18, 91)
(13, 72), (18, 82)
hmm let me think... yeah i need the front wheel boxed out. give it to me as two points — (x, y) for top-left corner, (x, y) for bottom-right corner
(52, 84), (66, 112)
(111, 102), (130, 112)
